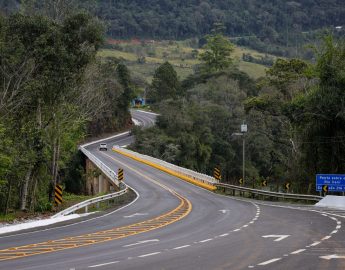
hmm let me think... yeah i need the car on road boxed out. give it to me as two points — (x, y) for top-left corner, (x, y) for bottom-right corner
(99, 143), (107, 151)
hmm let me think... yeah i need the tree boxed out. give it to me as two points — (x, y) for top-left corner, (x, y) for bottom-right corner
(149, 62), (181, 103)
(199, 31), (234, 73)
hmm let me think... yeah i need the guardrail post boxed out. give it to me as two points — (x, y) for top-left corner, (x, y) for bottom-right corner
(85, 205), (88, 213)
(97, 202), (100, 209)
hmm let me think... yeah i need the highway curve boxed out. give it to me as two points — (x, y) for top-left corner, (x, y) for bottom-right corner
(0, 110), (344, 270)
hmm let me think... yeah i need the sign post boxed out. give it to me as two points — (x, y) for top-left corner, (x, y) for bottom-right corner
(54, 184), (63, 206)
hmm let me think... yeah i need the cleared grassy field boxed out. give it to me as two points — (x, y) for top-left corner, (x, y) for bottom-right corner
(98, 41), (271, 82)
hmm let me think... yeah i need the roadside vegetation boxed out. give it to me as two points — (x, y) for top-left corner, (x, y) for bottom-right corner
(0, 5), (135, 216)
(131, 31), (345, 194)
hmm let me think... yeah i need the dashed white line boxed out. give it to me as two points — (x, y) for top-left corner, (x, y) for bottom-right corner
(243, 225), (248, 228)
(322, 236), (331, 240)
(248, 266), (255, 268)
(290, 249), (306, 254)
(199, 238), (213, 243)
(331, 230), (338, 234)
(138, 252), (161, 258)
(337, 221), (341, 225)
(89, 261), (119, 268)
(310, 241), (321, 247)
(219, 233), (229, 237)
(336, 225), (341, 229)
(173, 245), (190, 250)
(233, 229), (241, 232)
(258, 258), (282, 265)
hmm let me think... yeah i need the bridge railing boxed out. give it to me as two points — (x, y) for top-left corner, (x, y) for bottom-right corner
(79, 147), (120, 187)
(113, 146), (217, 187)
(216, 183), (323, 202)
(53, 145), (128, 217)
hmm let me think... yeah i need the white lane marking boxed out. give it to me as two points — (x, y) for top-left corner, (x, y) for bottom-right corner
(233, 229), (241, 232)
(331, 230), (338, 234)
(249, 221), (254, 224)
(290, 249), (306, 254)
(248, 266), (255, 268)
(219, 209), (230, 214)
(322, 214), (328, 217)
(124, 213), (148, 218)
(283, 254), (289, 257)
(320, 254), (345, 260)
(89, 261), (119, 268)
(322, 236), (331, 240)
(173, 245), (190, 250)
(310, 241), (321, 247)
(123, 239), (159, 247)
(336, 225), (341, 229)
(243, 225), (248, 228)
(258, 258), (282, 265)
(138, 252), (161, 258)
(262, 235), (290, 242)
(199, 238), (213, 243)
(337, 221), (341, 225)
(219, 233), (229, 237)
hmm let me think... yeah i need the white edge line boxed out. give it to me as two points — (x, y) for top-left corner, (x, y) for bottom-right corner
(89, 261), (120, 268)
(173, 245), (190, 250)
(138, 252), (161, 258)
(310, 242), (321, 247)
(80, 131), (130, 148)
(199, 238), (212, 243)
(290, 249), (306, 254)
(258, 258), (281, 265)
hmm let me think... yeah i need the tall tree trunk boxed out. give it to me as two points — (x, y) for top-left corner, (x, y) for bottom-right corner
(5, 180), (12, 215)
(20, 168), (32, 211)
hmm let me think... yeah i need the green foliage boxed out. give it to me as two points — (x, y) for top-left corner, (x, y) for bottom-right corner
(149, 62), (182, 102)
(199, 33), (234, 73)
(0, 11), (133, 214)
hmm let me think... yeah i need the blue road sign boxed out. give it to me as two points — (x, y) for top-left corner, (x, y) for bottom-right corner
(316, 174), (345, 192)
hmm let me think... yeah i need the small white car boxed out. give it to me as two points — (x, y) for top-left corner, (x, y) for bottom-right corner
(99, 143), (107, 151)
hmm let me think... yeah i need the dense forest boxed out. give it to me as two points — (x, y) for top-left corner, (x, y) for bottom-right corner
(2, 0), (344, 57)
(0, 6), (135, 214)
(131, 33), (345, 194)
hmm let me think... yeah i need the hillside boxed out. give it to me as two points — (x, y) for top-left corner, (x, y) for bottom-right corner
(2, 0), (345, 57)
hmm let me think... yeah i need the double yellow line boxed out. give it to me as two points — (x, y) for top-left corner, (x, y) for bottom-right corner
(0, 155), (192, 262)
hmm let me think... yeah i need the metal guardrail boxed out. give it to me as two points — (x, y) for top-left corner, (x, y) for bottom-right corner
(52, 189), (128, 217)
(113, 146), (218, 186)
(79, 147), (120, 187)
(216, 183), (323, 202)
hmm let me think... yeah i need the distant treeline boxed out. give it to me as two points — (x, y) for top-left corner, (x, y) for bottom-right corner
(2, 0), (345, 57)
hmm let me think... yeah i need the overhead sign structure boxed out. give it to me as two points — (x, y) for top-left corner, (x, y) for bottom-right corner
(214, 167), (221, 181)
(118, 168), (124, 181)
(54, 184), (63, 206)
(316, 174), (345, 192)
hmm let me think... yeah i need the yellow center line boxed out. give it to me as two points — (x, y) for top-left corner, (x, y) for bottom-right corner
(0, 153), (192, 262)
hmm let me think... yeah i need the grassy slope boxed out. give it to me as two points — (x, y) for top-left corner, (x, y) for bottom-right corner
(98, 41), (269, 83)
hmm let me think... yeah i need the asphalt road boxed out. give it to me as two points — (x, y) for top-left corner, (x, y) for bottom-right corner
(1, 110), (345, 270)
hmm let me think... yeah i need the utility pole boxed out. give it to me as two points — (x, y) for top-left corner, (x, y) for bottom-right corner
(241, 123), (248, 182)
(232, 122), (248, 184)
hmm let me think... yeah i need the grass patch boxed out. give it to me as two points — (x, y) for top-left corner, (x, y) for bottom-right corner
(98, 40), (273, 82)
